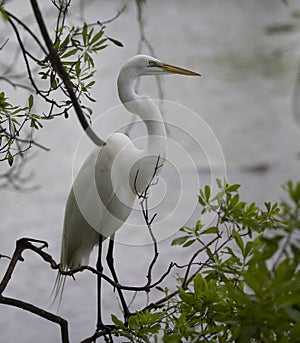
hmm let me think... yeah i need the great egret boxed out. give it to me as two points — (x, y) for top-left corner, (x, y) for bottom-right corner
(57, 55), (200, 329)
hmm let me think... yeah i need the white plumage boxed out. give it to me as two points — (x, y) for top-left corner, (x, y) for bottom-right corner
(56, 55), (200, 303)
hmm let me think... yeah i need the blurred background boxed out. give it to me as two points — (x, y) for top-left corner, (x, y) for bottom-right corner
(1, 0), (300, 341)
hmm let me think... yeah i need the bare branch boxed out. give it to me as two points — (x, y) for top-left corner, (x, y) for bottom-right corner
(0, 295), (69, 343)
(0, 238), (69, 342)
(0, 38), (9, 50)
(6, 10), (47, 55)
(182, 233), (221, 289)
(7, 16), (43, 97)
(134, 156), (166, 290)
(0, 254), (11, 260)
(135, 0), (164, 102)
(0, 75), (33, 91)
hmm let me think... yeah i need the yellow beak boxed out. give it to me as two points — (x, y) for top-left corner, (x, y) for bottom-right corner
(162, 63), (201, 76)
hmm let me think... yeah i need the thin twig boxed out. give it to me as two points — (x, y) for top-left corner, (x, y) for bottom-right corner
(95, 5), (127, 27)
(143, 234), (234, 312)
(6, 10), (48, 55)
(0, 38), (9, 50)
(0, 75), (33, 91)
(182, 233), (221, 288)
(0, 254), (11, 260)
(7, 16), (43, 97)
(134, 156), (164, 289)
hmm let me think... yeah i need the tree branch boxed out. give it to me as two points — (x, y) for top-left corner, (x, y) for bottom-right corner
(0, 238), (69, 342)
(29, 0), (105, 147)
(0, 295), (69, 343)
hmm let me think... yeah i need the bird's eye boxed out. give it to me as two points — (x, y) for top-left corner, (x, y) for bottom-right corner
(148, 60), (156, 67)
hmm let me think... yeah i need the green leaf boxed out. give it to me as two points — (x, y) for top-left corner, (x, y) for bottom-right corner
(82, 22), (88, 45)
(75, 60), (81, 77)
(85, 80), (96, 89)
(201, 226), (219, 235)
(193, 273), (204, 296)
(107, 36), (123, 47)
(224, 246), (238, 258)
(84, 52), (94, 68)
(179, 289), (195, 306)
(0, 6), (9, 22)
(92, 44), (107, 52)
(171, 236), (189, 246)
(60, 34), (70, 51)
(244, 241), (254, 258)
(243, 270), (261, 295)
(111, 314), (126, 329)
(7, 151), (13, 166)
(290, 320), (300, 341)
(50, 73), (58, 89)
(195, 220), (204, 232)
(92, 38), (107, 48)
(28, 95), (34, 111)
(261, 236), (281, 259)
(226, 184), (240, 193)
(198, 194), (206, 206)
(230, 194), (240, 208)
(87, 27), (94, 43)
(90, 30), (104, 45)
(284, 306), (300, 321)
(274, 259), (296, 284)
(164, 333), (183, 343)
(204, 185), (210, 201)
(232, 228), (244, 253)
(183, 239), (196, 248)
(206, 247), (213, 259)
(61, 48), (78, 59)
(216, 178), (223, 188)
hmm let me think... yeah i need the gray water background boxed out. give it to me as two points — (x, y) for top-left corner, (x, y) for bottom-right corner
(1, 0), (300, 341)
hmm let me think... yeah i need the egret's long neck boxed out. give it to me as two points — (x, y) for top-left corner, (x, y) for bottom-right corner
(117, 68), (167, 156)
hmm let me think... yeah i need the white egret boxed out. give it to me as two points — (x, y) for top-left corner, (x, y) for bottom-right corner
(57, 55), (200, 329)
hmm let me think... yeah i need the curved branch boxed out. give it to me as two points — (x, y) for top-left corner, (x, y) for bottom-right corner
(6, 10), (48, 55)
(29, 0), (105, 146)
(0, 295), (69, 343)
(0, 238), (70, 342)
(0, 75), (33, 91)
(7, 16), (42, 97)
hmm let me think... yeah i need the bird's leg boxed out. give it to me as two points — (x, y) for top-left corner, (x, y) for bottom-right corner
(106, 234), (132, 325)
(95, 235), (116, 338)
(96, 234), (105, 331)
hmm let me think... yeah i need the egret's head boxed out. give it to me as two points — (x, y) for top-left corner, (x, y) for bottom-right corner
(125, 55), (201, 77)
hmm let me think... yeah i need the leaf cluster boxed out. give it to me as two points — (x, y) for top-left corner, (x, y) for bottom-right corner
(0, 92), (51, 165)
(38, 22), (122, 119)
(0, 2), (123, 169)
(113, 179), (300, 343)
(112, 311), (164, 343)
